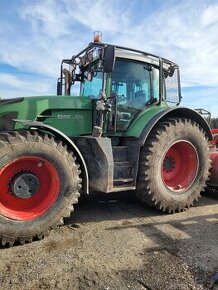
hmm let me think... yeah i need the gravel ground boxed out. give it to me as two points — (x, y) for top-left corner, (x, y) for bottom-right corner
(0, 191), (217, 290)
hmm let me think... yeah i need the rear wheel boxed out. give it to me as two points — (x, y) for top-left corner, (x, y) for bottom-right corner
(0, 131), (81, 246)
(136, 118), (210, 213)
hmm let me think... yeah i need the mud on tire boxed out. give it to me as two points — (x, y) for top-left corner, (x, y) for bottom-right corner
(136, 118), (211, 213)
(0, 131), (81, 246)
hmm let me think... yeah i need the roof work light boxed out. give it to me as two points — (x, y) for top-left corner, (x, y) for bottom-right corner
(93, 31), (102, 43)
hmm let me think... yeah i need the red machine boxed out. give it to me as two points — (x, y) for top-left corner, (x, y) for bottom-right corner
(211, 129), (218, 147)
(209, 129), (218, 189)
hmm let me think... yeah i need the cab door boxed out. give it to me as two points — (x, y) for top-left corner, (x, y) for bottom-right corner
(110, 59), (159, 132)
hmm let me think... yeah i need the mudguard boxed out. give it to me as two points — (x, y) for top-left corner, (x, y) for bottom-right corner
(139, 107), (213, 145)
(14, 120), (89, 194)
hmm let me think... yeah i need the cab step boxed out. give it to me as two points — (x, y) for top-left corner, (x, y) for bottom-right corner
(112, 141), (140, 190)
(112, 146), (128, 162)
(114, 161), (131, 179)
(113, 178), (134, 186)
(111, 185), (136, 192)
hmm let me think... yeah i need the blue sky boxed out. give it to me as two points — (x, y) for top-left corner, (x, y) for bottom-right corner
(0, 0), (218, 116)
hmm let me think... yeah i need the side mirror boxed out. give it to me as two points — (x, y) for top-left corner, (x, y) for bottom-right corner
(103, 45), (115, 73)
(57, 78), (62, 95)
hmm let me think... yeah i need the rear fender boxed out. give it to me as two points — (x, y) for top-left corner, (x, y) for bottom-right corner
(14, 120), (89, 194)
(139, 107), (213, 145)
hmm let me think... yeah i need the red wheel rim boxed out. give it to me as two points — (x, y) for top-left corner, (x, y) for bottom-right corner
(162, 141), (199, 192)
(0, 156), (60, 220)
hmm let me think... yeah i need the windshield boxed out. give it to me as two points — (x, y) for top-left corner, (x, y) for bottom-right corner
(80, 72), (103, 99)
(112, 59), (159, 131)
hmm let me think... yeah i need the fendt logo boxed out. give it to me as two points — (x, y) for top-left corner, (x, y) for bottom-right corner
(57, 114), (85, 120)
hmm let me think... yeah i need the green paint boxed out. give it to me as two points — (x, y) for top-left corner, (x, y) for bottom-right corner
(0, 95), (170, 139)
(127, 102), (168, 137)
(0, 96), (93, 136)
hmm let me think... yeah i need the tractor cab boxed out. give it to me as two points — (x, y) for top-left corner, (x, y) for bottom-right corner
(57, 32), (181, 136)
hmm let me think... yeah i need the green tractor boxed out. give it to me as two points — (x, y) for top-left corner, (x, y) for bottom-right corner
(0, 33), (213, 246)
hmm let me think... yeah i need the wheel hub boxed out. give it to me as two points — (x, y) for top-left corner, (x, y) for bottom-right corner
(162, 141), (199, 192)
(10, 172), (39, 199)
(163, 155), (175, 172)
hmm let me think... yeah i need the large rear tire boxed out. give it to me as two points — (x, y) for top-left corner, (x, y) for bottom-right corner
(0, 131), (81, 246)
(136, 118), (210, 213)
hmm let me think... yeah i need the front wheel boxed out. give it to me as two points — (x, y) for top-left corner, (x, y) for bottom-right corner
(0, 131), (81, 246)
(136, 118), (210, 213)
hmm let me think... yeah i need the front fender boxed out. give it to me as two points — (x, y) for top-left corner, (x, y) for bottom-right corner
(15, 120), (89, 194)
